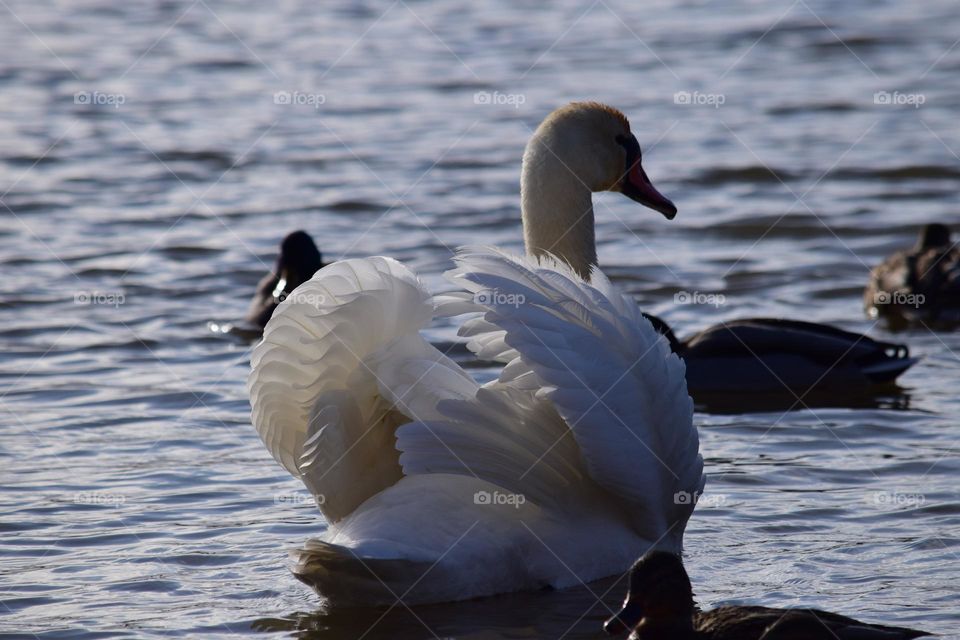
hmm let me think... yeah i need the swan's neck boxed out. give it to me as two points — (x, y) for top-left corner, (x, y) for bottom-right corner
(521, 142), (596, 279)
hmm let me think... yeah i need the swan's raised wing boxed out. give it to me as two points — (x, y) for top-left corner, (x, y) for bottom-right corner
(248, 257), (477, 524)
(394, 380), (589, 510)
(442, 247), (704, 543)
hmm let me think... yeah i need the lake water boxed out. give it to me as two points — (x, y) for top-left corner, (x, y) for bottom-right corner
(1, 0), (959, 637)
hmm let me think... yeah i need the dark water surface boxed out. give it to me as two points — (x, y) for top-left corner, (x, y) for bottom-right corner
(1, 0), (959, 637)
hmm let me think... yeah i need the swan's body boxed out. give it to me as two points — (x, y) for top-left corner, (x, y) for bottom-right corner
(248, 103), (701, 605)
(865, 223), (960, 327)
(643, 314), (917, 398)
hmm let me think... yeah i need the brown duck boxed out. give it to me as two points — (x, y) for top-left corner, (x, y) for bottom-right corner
(865, 223), (960, 327)
(604, 551), (929, 639)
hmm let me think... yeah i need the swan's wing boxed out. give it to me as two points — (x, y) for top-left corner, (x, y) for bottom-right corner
(394, 381), (588, 509)
(248, 257), (477, 523)
(443, 247), (705, 542)
(434, 291), (518, 363)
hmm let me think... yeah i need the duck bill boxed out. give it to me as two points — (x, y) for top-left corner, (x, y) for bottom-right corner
(622, 161), (677, 219)
(603, 600), (644, 635)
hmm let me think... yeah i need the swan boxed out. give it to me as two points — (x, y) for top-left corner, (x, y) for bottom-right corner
(246, 230), (326, 330)
(642, 314), (916, 399)
(603, 551), (929, 639)
(248, 102), (703, 605)
(865, 223), (960, 327)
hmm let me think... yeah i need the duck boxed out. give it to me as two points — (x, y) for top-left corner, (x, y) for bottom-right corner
(248, 102), (705, 605)
(865, 223), (960, 327)
(641, 314), (916, 399)
(245, 230), (325, 329)
(603, 551), (929, 639)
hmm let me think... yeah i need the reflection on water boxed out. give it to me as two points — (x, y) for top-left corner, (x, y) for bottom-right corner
(693, 386), (914, 415)
(2, 0), (959, 637)
(252, 578), (623, 640)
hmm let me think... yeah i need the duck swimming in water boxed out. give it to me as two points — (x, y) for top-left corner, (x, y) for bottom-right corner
(641, 314), (916, 401)
(865, 223), (960, 327)
(246, 230), (325, 329)
(604, 551), (929, 639)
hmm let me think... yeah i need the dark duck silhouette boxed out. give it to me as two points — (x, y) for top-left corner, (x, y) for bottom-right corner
(246, 230), (325, 329)
(641, 314), (916, 401)
(865, 223), (960, 327)
(604, 551), (929, 639)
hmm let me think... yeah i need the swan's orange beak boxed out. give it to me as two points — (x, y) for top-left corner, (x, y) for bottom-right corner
(622, 160), (677, 220)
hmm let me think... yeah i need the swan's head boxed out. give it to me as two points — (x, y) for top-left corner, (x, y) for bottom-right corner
(276, 230), (324, 293)
(603, 551), (695, 636)
(530, 101), (677, 219)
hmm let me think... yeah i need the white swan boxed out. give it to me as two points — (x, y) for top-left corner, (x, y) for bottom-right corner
(248, 102), (704, 605)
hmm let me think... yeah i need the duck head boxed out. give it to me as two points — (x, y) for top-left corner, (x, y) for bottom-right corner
(917, 223), (951, 250)
(274, 230), (324, 299)
(522, 102), (676, 278)
(604, 551), (696, 637)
